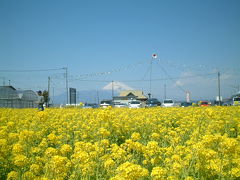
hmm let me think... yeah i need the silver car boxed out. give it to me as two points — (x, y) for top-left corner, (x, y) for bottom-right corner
(162, 99), (174, 107)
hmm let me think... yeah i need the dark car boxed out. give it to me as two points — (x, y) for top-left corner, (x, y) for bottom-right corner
(83, 103), (99, 108)
(180, 102), (192, 107)
(146, 98), (161, 107)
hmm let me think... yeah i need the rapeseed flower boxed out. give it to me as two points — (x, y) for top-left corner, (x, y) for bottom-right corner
(113, 162), (149, 180)
(0, 106), (239, 179)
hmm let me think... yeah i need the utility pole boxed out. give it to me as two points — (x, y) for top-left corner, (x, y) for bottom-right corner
(64, 67), (68, 105)
(77, 91), (79, 104)
(112, 81), (114, 100)
(218, 71), (221, 106)
(48, 76), (50, 107)
(52, 87), (54, 105)
(0, 77), (5, 86)
(164, 83), (166, 99)
(97, 90), (99, 105)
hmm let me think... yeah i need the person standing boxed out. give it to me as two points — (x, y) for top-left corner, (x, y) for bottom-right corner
(37, 91), (45, 111)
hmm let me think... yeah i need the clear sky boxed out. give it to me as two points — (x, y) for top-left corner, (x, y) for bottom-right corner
(0, 0), (240, 102)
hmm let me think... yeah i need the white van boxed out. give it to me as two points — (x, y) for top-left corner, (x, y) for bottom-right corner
(100, 100), (112, 108)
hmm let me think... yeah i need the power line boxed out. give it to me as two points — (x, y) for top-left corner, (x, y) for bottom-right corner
(70, 59), (148, 80)
(0, 68), (65, 72)
(141, 64), (152, 80)
(69, 79), (111, 82)
(69, 72), (217, 83)
(156, 62), (187, 93)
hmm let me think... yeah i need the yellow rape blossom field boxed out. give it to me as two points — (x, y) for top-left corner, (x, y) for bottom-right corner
(0, 106), (240, 180)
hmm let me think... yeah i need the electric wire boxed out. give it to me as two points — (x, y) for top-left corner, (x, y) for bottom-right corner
(0, 68), (65, 72)
(68, 72), (217, 83)
(156, 61), (187, 93)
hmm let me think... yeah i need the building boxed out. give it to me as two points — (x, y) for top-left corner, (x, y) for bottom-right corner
(69, 88), (77, 105)
(0, 86), (38, 108)
(113, 90), (148, 104)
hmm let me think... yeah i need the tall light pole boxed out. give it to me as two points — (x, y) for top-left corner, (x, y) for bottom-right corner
(149, 53), (157, 99)
(149, 58), (153, 98)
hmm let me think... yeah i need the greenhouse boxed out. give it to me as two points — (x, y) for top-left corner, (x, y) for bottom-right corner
(0, 86), (38, 108)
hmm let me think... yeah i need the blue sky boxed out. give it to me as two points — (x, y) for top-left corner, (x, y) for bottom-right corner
(0, 0), (240, 102)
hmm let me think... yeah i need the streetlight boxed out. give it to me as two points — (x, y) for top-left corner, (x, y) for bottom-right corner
(149, 53), (157, 98)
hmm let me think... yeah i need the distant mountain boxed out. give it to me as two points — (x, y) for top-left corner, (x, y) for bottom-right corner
(102, 81), (134, 92)
(52, 81), (134, 105)
(52, 90), (112, 105)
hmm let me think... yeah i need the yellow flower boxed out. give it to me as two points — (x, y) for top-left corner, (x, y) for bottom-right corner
(230, 167), (240, 178)
(45, 155), (71, 179)
(1, 105), (240, 179)
(22, 171), (35, 179)
(7, 171), (19, 180)
(12, 143), (24, 154)
(44, 147), (59, 158)
(171, 154), (181, 162)
(98, 128), (110, 137)
(8, 133), (19, 143)
(47, 133), (58, 144)
(151, 132), (160, 140)
(131, 132), (141, 141)
(31, 147), (41, 154)
(142, 160), (148, 165)
(30, 164), (41, 175)
(115, 162), (149, 180)
(101, 139), (110, 147)
(104, 158), (115, 169)
(13, 155), (28, 167)
(151, 166), (167, 179)
(185, 176), (195, 180)
(39, 138), (48, 148)
(60, 144), (72, 155)
(0, 138), (9, 155)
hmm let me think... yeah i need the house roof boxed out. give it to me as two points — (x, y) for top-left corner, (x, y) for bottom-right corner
(0, 86), (18, 99)
(119, 90), (147, 99)
(0, 86), (16, 90)
(0, 86), (38, 100)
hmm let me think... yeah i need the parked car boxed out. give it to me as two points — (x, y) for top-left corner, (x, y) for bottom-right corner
(146, 98), (161, 107)
(82, 103), (99, 108)
(233, 97), (240, 106)
(180, 102), (192, 107)
(114, 102), (128, 108)
(128, 101), (143, 108)
(199, 101), (210, 107)
(162, 99), (174, 107)
(100, 100), (112, 108)
(222, 100), (232, 106)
